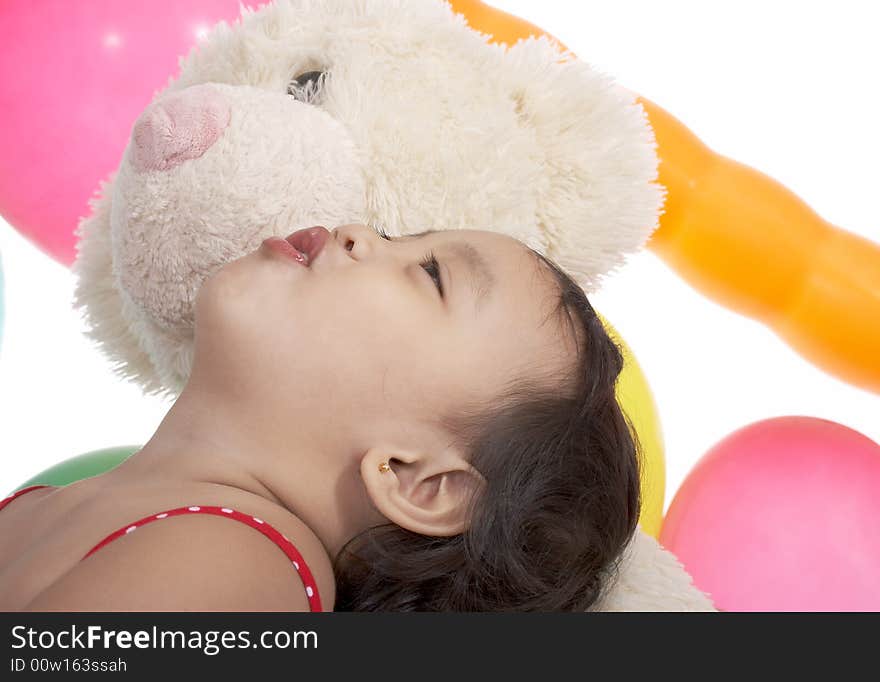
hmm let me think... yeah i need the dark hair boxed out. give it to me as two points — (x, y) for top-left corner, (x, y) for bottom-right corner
(332, 246), (643, 611)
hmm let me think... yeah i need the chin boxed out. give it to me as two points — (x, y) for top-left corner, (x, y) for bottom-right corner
(193, 268), (248, 336)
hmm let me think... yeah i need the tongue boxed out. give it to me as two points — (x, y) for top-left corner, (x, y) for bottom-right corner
(284, 237), (309, 262)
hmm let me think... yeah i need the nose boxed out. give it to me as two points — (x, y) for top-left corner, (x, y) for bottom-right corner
(130, 84), (231, 173)
(332, 223), (377, 256)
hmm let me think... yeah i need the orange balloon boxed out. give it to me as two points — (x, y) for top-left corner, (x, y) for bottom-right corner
(638, 98), (880, 394)
(448, 0), (571, 54)
(449, 0), (880, 394)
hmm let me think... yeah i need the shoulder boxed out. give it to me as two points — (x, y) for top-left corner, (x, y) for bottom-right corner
(22, 508), (331, 612)
(267, 510), (337, 611)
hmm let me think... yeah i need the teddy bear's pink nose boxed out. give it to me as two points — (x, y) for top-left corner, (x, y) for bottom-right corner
(130, 84), (230, 173)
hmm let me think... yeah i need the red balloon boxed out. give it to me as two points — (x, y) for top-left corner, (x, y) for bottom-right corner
(0, 0), (257, 266)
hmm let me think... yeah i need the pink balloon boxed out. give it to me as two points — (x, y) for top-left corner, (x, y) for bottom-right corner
(0, 0), (259, 266)
(660, 416), (880, 611)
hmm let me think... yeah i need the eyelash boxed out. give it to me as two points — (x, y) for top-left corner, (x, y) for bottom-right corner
(375, 226), (444, 297)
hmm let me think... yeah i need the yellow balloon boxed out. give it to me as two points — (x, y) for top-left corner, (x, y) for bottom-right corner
(597, 311), (666, 538)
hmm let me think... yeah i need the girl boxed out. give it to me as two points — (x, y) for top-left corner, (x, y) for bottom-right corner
(0, 223), (641, 612)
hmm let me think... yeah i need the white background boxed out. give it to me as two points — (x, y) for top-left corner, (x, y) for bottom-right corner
(1, 0), (878, 506)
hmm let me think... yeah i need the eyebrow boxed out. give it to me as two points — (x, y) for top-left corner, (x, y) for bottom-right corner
(399, 229), (495, 312)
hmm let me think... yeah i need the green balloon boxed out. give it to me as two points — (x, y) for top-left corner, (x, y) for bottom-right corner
(11, 445), (141, 494)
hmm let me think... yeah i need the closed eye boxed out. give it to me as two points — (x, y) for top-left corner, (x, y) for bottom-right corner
(418, 252), (444, 297)
(375, 226), (444, 297)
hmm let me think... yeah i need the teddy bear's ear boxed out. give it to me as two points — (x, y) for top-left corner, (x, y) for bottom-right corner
(71, 174), (179, 400)
(500, 36), (667, 293)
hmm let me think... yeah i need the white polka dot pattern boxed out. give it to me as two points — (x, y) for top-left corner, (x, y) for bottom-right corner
(0, 486), (323, 612)
(78, 502), (322, 612)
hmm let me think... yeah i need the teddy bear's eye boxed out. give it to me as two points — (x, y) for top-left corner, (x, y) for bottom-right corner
(287, 70), (326, 104)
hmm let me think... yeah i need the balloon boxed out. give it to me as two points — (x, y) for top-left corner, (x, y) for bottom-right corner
(450, 0), (880, 393)
(642, 100), (880, 395)
(0, 0), (256, 266)
(598, 312), (666, 538)
(659, 416), (880, 611)
(10, 445), (140, 495)
(449, 0), (573, 56)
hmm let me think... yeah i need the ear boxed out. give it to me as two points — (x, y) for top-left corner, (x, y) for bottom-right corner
(360, 445), (486, 537)
(501, 35), (666, 294)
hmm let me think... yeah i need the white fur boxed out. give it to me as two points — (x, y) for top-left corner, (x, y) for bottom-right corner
(594, 528), (716, 611)
(71, 0), (710, 611)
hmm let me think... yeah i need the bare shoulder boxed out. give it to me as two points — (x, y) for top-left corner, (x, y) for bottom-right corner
(266, 509), (337, 611)
(21, 510), (333, 612)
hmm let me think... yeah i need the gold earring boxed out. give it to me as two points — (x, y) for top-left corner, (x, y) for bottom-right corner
(378, 461), (391, 474)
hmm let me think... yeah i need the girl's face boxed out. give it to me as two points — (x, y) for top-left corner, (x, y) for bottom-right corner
(192, 225), (574, 449)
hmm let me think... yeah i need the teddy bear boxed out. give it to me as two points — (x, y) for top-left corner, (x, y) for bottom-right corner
(71, 0), (716, 611)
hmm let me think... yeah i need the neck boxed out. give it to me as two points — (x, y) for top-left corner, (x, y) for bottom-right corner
(104, 377), (375, 561)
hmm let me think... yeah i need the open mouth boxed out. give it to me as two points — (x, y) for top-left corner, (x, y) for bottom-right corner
(285, 226), (329, 264)
(262, 237), (309, 265)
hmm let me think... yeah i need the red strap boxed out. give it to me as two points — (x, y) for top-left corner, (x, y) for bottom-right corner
(1, 486), (323, 612)
(82, 504), (323, 612)
(0, 484), (52, 512)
